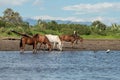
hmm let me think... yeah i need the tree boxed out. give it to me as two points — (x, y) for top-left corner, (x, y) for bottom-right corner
(37, 19), (42, 25)
(0, 20), (5, 27)
(91, 20), (107, 35)
(47, 20), (58, 30)
(36, 19), (47, 31)
(3, 8), (13, 17)
(92, 20), (106, 30)
(3, 8), (23, 24)
(13, 12), (22, 24)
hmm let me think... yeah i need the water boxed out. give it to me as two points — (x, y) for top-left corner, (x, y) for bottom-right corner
(0, 51), (120, 80)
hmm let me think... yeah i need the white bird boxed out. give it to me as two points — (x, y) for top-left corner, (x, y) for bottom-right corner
(106, 49), (110, 53)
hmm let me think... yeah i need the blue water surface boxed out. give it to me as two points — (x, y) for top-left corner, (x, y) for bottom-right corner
(0, 51), (120, 80)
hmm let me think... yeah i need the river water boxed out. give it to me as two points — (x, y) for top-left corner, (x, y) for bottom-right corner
(0, 51), (120, 80)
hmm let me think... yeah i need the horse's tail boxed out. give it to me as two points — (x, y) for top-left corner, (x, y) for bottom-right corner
(20, 38), (23, 48)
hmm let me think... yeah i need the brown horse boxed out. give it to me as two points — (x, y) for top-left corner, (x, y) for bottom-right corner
(59, 34), (83, 48)
(20, 34), (39, 53)
(37, 34), (52, 51)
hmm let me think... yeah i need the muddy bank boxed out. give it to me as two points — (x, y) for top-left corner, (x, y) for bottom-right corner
(0, 39), (120, 51)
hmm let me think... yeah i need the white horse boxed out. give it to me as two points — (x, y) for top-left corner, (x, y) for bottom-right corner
(45, 34), (62, 51)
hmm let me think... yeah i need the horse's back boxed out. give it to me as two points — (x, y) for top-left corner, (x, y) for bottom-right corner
(38, 35), (44, 42)
(60, 35), (73, 41)
(45, 34), (61, 42)
(21, 36), (30, 43)
(38, 35), (49, 43)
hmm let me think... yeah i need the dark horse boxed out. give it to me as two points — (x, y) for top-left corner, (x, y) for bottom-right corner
(20, 34), (52, 53)
(11, 30), (40, 53)
(11, 30), (52, 52)
(20, 34), (39, 53)
(59, 34), (83, 48)
(11, 30), (39, 53)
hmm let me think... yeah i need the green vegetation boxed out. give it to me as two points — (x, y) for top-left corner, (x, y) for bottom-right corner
(0, 8), (120, 39)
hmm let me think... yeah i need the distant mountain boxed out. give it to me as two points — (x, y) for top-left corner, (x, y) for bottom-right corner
(23, 18), (37, 26)
(23, 18), (92, 26)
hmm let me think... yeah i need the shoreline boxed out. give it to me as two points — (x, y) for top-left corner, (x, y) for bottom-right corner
(0, 39), (120, 51)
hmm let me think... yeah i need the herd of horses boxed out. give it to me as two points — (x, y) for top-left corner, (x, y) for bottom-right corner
(11, 30), (83, 53)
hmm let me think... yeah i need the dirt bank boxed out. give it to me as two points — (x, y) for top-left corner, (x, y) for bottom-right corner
(0, 39), (120, 51)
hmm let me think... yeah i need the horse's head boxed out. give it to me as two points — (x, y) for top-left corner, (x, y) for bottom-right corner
(79, 37), (83, 42)
(75, 36), (83, 44)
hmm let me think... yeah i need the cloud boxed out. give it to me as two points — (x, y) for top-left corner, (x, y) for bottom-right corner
(63, 2), (120, 14)
(33, 0), (43, 6)
(32, 15), (104, 23)
(0, 0), (28, 6)
(32, 0), (44, 10)
(32, 15), (84, 22)
(31, 15), (120, 25)
(61, 2), (120, 25)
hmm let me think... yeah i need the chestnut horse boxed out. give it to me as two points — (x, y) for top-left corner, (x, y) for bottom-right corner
(20, 34), (39, 53)
(38, 34), (52, 51)
(59, 34), (83, 48)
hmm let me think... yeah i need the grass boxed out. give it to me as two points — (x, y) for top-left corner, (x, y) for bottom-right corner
(0, 27), (120, 39)
(81, 35), (120, 39)
(1, 33), (120, 40)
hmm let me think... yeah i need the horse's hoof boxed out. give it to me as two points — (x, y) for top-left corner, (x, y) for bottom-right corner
(20, 52), (24, 54)
(60, 50), (63, 51)
(33, 51), (37, 54)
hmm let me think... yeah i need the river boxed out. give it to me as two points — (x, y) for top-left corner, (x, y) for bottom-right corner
(0, 51), (120, 80)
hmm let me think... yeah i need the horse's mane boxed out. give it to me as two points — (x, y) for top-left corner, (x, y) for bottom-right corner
(33, 34), (39, 38)
(70, 34), (78, 37)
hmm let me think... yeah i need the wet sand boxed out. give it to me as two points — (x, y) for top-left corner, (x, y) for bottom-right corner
(0, 39), (120, 51)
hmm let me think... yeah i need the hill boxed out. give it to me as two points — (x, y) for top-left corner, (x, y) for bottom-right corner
(23, 18), (92, 26)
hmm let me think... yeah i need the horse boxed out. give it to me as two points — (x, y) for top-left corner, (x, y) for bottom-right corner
(59, 34), (83, 48)
(45, 34), (62, 51)
(37, 34), (52, 51)
(20, 34), (39, 53)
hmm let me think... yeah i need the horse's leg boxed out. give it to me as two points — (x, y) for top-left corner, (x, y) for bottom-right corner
(33, 48), (37, 53)
(53, 42), (56, 49)
(47, 43), (52, 51)
(60, 42), (63, 51)
(33, 44), (35, 53)
(42, 43), (46, 51)
(56, 43), (59, 50)
(20, 48), (24, 53)
(74, 39), (79, 48)
(71, 42), (74, 48)
(59, 44), (62, 51)
(20, 39), (24, 53)
(20, 44), (25, 53)
(56, 43), (62, 51)
(44, 44), (49, 50)
(39, 43), (43, 50)
(33, 43), (37, 54)
(61, 43), (63, 51)
(75, 39), (78, 44)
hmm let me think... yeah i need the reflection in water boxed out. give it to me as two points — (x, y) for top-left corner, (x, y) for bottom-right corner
(0, 51), (120, 80)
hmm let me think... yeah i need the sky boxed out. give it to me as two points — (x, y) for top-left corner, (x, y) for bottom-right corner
(0, 0), (120, 25)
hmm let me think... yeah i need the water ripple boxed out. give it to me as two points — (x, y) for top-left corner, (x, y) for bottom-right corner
(0, 51), (120, 80)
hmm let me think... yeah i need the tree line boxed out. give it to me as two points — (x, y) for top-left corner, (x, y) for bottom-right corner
(0, 8), (120, 38)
